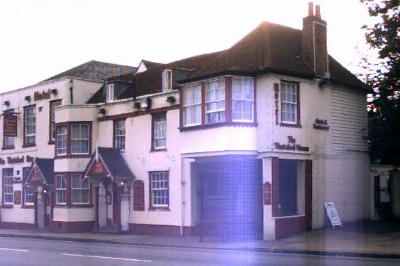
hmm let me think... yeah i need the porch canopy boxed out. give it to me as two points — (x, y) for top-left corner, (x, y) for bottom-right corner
(83, 147), (135, 185)
(24, 158), (54, 190)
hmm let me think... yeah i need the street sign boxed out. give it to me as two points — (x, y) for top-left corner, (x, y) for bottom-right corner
(324, 202), (342, 228)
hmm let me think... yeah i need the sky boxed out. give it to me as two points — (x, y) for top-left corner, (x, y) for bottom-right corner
(0, 0), (372, 92)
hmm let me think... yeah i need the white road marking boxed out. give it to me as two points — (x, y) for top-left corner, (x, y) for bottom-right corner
(0, 248), (29, 253)
(62, 252), (152, 263)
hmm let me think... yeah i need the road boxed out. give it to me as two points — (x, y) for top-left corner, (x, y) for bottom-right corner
(0, 236), (398, 266)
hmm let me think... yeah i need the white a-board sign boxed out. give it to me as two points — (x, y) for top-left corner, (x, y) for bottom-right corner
(324, 202), (342, 227)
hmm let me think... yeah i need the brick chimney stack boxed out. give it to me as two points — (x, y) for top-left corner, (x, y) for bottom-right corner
(302, 2), (329, 78)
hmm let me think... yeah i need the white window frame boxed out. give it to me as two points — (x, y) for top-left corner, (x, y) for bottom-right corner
(55, 175), (67, 205)
(24, 105), (36, 146)
(149, 171), (169, 208)
(2, 168), (14, 205)
(106, 83), (115, 102)
(114, 119), (125, 152)
(162, 69), (173, 91)
(70, 123), (90, 155)
(280, 81), (299, 124)
(55, 125), (68, 156)
(71, 174), (89, 205)
(152, 113), (167, 150)
(205, 78), (225, 124)
(182, 84), (202, 127)
(232, 77), (255, 122)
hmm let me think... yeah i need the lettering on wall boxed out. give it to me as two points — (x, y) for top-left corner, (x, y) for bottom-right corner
(0, 155), (34, 165)
(34, 90), (51, 101)
(313, 118), (329, 130)
(274, 136), (310, 152)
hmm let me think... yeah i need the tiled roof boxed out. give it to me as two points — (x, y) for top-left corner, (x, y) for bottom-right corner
(87, 21), (365, 103)
(98, 147), (135, 181)
(42, 60), (136, 82)
(35, 158), (54, 185)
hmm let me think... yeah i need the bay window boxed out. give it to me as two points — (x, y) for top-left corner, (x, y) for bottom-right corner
(182, 85), (202, 126)
(55, 125), (68, 156)
(280, 81), (299, 124)
(55, 122), (91, 157)
(71, 174), (89, 204)
(23, 105), (36, 146)
(205, 78), (225, 124)
(55, 175), (67, 205)
(2, 168), (13, 205)
(232, 77), (255, 122)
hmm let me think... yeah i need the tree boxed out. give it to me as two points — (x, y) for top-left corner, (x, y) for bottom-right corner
(361, 0), (400, 164)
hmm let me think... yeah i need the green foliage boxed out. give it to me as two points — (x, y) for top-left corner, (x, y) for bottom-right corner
(361, 0), (400, 164)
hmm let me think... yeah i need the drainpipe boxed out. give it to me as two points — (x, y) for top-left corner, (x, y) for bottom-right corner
(69, 79), (74, 104)
(180, 159), (186, 236)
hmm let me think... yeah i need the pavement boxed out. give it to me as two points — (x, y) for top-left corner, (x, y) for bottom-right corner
(0, 221), (399, 259)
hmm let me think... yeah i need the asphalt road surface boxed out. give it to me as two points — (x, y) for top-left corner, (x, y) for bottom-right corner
(0, 236), (398, 266)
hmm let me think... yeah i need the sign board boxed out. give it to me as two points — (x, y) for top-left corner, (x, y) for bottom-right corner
(324, 202), (342, 227)
(4, 113), (17, 137)
(88, 161), (107, 177)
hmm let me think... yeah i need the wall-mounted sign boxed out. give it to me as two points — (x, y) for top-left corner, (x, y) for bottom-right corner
(14, 191), (21, 205)
(313, 118), (330, 130)
(4, 112), (17, 137)
(34, 90), (51, 101)
(274, 136), (310, 152)
(0, 155), (34, 165)
(88, 161), (107, 176)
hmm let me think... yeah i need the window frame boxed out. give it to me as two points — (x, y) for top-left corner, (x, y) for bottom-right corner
(149, 171), (169, 209)
(280, 81), (300, 126)
(22, 167), (34, 206)
(70, 174), (90, 205)
(55, 122), (92, 158)
(113, 119), (126, 152)
(205, 78), (226, 124)
(2, 109), (16, 150)
(231, 77), (255, 123)
(55, 124), (68, 156)
(180, 76), (257, 130)
(55, 174), (67, 205)
(106, 83), (115, 102)
(151, 112), (167, 151)
(70, 123), (90, 155)
(23, 105), (36, 147)
(182, 84), (202, 127)
(2, 168), (14, 206)
(49, 99), (62, 144)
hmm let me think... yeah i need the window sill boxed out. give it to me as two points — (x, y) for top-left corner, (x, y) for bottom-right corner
(150, 148), (167, 153)
(21, 205), (34, 209)
(180, 121), (257, 131)
(149, 207), (170, 211)
(280, 123), (302, 128)
(1, 204), (14, 208)
(55, 154), (91, 159)
(2, 146), (15, 150)
(23, 144), (36, 148)
(70, 204), (93, 208)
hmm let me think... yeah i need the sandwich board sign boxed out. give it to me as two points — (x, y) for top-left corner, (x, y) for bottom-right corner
(324, 202), (342, 228)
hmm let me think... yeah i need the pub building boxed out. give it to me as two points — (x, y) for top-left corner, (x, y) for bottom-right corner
(0, 4), (370, 240)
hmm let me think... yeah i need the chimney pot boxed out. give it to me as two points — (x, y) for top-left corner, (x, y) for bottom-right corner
(315, 5), (321, 18)
(308, 2), (314, 17)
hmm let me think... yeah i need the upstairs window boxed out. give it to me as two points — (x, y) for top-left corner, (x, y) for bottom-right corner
(55, 125), (68, 156)
(3, 109), (16, 149)
(152, 113), (166, 151)
(280, 81), (299, 124)
(205, 78), (225, 124)
(182, 85), (202, 126)
(71, 174), (89, 205)
(106, 83), (115, 102)
(23, 105), (36, 146)
(49, 100), (62, 142)
(162, 69), (173, 91)
(2, 168), (14, 205)
(71, 123), (90, 154)
(232, 77), (255, 122)
(114, 119), (126, 152)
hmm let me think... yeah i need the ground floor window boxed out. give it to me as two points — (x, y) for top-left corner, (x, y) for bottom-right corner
(149, 171), (169, 208)
(71, 174), (89, 204)
(55, 175), (67, 205)
(2, 168), (14, 204)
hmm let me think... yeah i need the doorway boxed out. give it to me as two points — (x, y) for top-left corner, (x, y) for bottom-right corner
(96, 181), (121, 232)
